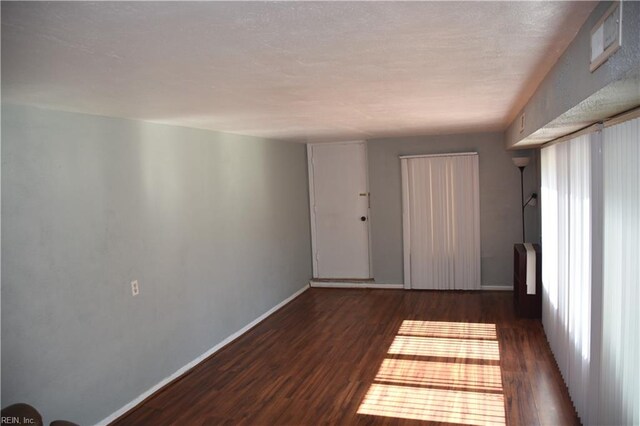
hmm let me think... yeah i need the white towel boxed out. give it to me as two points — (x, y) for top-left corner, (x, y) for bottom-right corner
(523, 243), (536, 295)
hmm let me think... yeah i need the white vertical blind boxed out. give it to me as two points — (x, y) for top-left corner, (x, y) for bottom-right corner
(541, 134), (592, 422)
(597, 117), (640, 425)
(542, 116), (640, 425)
(402, 154), (480, 290)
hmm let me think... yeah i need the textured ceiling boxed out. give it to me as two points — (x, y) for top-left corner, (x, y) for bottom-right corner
(1, 1), (596, 142)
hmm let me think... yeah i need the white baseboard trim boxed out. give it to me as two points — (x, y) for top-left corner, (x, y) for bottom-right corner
(97, 283), (310, 426)
(309, 281), (404, 289)
(481, 285), (514, 291)
(310, 282), (511, 291)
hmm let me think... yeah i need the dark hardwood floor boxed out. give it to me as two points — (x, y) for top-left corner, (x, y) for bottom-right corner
(112, 289), (580, 426)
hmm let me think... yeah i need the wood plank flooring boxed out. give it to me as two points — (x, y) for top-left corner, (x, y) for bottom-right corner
(112, 289), (580, 426)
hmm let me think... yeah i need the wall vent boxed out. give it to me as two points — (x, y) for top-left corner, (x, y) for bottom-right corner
(590, 1), (622, 72)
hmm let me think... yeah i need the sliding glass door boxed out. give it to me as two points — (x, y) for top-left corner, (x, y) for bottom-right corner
(540, 117), (639, 425)
(597, 118), (640, 426)
(401, 153), (481, 290)
(541, 134), (592, 421)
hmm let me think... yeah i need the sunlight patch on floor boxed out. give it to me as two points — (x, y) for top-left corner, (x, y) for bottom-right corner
(399, 320), (498, 339)
(358, 383), (506, 426)
(375, 358), (503, 391)
(388, 335), (500, 361)
(357, 320), (505, 426)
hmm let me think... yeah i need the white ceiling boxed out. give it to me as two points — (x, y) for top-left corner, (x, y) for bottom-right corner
(2, 1), (596, 142)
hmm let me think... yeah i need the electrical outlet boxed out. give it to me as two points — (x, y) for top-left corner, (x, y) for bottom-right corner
(131, 280), (140, 296)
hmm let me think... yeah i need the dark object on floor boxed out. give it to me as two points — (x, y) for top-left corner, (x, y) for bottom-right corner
(1, 403), (43, 426)
(0, 403), (79, 426)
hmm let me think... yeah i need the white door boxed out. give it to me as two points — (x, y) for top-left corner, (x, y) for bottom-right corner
(309, 142), (371, 279)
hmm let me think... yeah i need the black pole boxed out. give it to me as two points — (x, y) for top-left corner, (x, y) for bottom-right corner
(519, 166), (525, 242)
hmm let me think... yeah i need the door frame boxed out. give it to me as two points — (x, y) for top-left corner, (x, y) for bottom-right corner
(401, 152), (479, 289)
(307, 140), (373, 279)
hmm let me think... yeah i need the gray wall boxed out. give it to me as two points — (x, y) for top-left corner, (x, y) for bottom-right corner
(506, 1), (640, 147)
(1, 105), (312, 424)
(367, 132), (539, 285)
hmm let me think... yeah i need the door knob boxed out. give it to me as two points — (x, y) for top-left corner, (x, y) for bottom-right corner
(360, 216), (367, 222)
